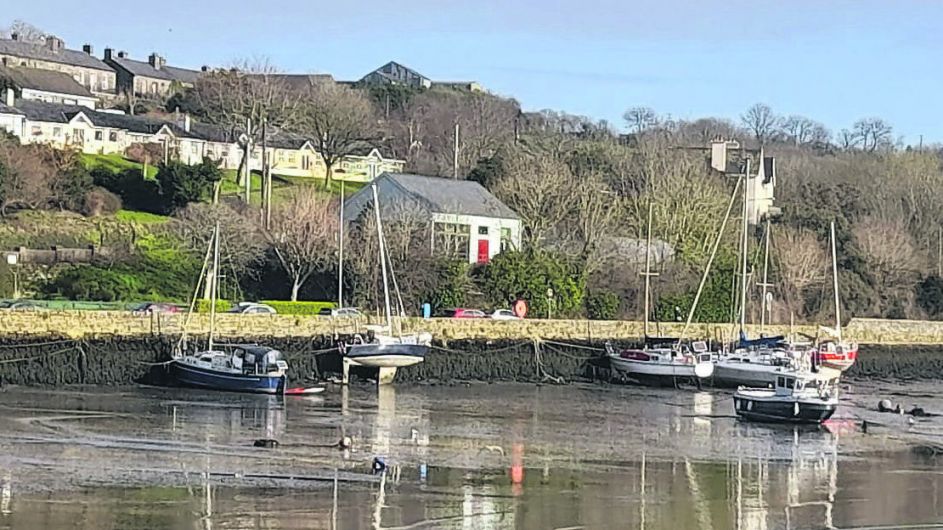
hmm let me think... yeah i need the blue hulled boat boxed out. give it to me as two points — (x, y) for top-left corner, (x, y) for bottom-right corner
(171, 346), (288, 394)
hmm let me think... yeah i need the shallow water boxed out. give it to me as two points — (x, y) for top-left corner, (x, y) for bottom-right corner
(0, 381), (940, 529)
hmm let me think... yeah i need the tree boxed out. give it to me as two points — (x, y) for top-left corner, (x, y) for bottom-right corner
(491, 150), (578, 247)
(156, 159), (223, 214)
(264, 188), (338, 301)
(780, 115), (829, 146)
(853, 118), (894, 152)
(773, 226), (827, 316)
(853, 217), (924, 311)
(478, 249), (585, 318)
(1, 20), (45, 42)
(298, 80), (376, 186)
(741, 103), (779, 145)
(623, 107), (658, 134)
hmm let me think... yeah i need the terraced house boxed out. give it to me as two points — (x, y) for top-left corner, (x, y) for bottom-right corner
(104, 49), (202, 98)
(0, 65), (99, 109)
(0, 35), (115, 96)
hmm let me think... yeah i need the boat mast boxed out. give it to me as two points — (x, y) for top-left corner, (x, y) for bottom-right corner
(208, 222), (221, 352)
(680, 176), (742, 342)
(642, 202), (654, 339)
(337, 181), (345, 308)
(738, 159), (751, 333)
(371, 184), (393, 331)
(759, 218), (772, 333)
(830, 221), (842, 342)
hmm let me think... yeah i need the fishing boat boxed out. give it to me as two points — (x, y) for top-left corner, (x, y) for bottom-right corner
(604, 204), (714, 386)
(337, 184), (431, 376)
(170, 224), (288, 394)
(733, 372), (839, 424)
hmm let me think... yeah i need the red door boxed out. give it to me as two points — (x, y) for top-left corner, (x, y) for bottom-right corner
(477, 239), (490, 263)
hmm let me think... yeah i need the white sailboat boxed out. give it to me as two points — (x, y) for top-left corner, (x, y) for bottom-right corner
(606, 203), (714, 386)
(339, 183), (431, 381)
(813, 221), (858, 372)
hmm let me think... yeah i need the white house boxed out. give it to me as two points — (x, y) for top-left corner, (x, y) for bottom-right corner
(342, 172), (522, 265)
(708, 138), (778, 225)
(0, 65), (99, 109)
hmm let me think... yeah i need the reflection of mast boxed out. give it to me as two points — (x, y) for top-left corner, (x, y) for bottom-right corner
(684, 458), (713, 530)
(639, 452), (646, 530)
(372, 471), (387, 530)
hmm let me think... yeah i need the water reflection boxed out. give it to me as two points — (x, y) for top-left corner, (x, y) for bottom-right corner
(0, 385), (940, 529)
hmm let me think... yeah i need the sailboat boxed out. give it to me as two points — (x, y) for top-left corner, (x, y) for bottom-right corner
(170, 223), (289, 394)
(606, 203), (714, 386)
(338, 184), (431, 371)
(813, 221), (858, 372)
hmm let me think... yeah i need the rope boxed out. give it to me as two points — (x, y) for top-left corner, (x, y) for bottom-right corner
(135, 358), (177, 366)
(0, 346), (78, 364)
(0, 339), (76, 350)
(430, 343), (524, 355)
(541, 342), (597, 361)
(541, 339), (606, 352)
(532, 339), (565, 384)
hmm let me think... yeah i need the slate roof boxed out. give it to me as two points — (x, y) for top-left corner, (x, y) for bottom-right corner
(108, 57), (200, 84)
(13, 100), (169, 134)
(0, 66), (93, 98)
(0, 38), (112, 71)
(381, 173), (519, 219)
(0, 102), (24, 116)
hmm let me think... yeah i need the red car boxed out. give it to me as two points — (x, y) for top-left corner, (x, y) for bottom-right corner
(440, 308), (487, 318)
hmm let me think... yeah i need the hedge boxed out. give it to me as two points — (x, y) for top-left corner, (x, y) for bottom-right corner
(195, 299), (233, 313)
(259, 300), (336, 315)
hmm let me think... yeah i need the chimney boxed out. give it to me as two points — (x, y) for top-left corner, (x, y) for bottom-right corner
(103, 48), (113, 61)
(148, 53), (165, 70)
(117, 51), (127, 59)
(4, 88), (13, 108)
(82, 44), (93, 56)
(710, 138), (727, 173)
(201, 65), (209, 73)
(45, 36), (63, 53)
(183, 114), (191, 133)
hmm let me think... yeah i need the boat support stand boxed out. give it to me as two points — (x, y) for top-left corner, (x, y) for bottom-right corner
(342, 358), (398, 385)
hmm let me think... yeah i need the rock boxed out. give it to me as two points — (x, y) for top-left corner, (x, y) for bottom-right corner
(253, 439), (279, 448)
(878, 399), (894, 412)
(336, 436), (353, 450)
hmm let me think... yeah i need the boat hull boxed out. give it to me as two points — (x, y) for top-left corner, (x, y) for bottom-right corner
(609, 356), (710, 386)
(345, 344), (428, 368)
(171, 361), (286, 394)
(733, 395), (837, 424)
(712, 363), (783, 389)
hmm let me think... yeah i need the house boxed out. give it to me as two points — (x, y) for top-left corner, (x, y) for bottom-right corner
(104, 49), (202, 98)
(0, 35), (115, 95)
(343, 173), (522, 264)
(0, 93), (24, 137)
(334, 147), (405, 182)
(360, 61), (431, 89)
(0, 65), (98, 108)
(686, 138), (778, 225)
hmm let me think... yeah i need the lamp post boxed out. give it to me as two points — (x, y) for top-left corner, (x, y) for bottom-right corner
(5, 253), (18, 299)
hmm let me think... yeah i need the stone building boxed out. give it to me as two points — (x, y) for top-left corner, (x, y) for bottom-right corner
(0, 35), (115, 95)
(104, 49), (202, 98)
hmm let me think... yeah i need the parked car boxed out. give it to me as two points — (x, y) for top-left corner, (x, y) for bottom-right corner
(131, 302), (180, 316)
(440, 308), (487, 318)
(229, 302), (277, 315)
(0, 300), (44, 311)
(490, 309), (520, 320)
(319, 307), (363, 318)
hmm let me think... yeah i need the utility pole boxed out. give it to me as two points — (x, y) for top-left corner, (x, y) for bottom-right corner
(938, 226), (941, 277)
(261, 118), (271, 229)
(453, 122), (460, 179)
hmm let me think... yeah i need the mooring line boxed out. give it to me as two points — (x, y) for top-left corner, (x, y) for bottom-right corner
(0, 346), (79, 364)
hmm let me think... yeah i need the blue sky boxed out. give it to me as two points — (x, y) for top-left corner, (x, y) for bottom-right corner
(7, 1), (941, 143)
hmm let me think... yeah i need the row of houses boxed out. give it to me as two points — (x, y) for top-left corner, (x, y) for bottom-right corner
(0, 31), (481, 103)
(0, 88), (405, 182)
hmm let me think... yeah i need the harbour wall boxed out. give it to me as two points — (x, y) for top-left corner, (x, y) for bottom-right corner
(2, 310), (943, 344)
(0, 335), (938, 387)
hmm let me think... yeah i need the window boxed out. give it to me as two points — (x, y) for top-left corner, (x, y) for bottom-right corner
(94, 131), (103, 141)
(777, 376), (785, 388)
(191, 143), (198, 155)
(222, 150), (230, 158)
(109, 131), (118, 142)
(53, 127), (61, 136)
(500, 227), (514, 252)
(31, 126), (41, 136)
(478, 226), (489, 236)
(288, 153), (296, 164)
(433, 222), (470, 260)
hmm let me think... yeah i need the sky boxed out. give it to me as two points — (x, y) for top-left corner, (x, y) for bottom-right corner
(6, 1), (942, 143)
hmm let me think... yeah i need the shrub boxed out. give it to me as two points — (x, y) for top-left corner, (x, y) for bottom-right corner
(83, 187), (122, 216)
(424, 258), (470, 312)
(585, 290), (620, 320)
(195, 299), (233, 313)
(92, 167), (163, 214)
(478, 249), (584, 318)
(259, 300), (336, 315)
(917, 275), (943, 319)
(156, 159), (223, 214)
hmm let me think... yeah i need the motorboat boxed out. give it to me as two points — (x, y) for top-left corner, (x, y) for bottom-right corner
(171, 345), (288, 394)
(607, 338), (714, 386)
(733, 372), (839, 424)
(815, 338), (858, 372)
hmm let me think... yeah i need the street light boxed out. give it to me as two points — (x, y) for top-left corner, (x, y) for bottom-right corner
(5, 253), (18, 299)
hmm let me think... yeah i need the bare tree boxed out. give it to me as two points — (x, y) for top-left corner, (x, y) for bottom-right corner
(741, 103), (780, 145)
(298, 80), (376, 186)
(838, 128), (861, 150)
(773, 226), (827, 316)
(854, 217), (924, 294)
(264, 188), (338, 301)
(1, 20), (45, 42)
(187, 59), (302, 194)
(0, 141), (58, 215)
(853, 118), (894, 152)
(623, 107), (658, 134)
(780, 115), (829, 146)
(491, 150), (578, 247)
